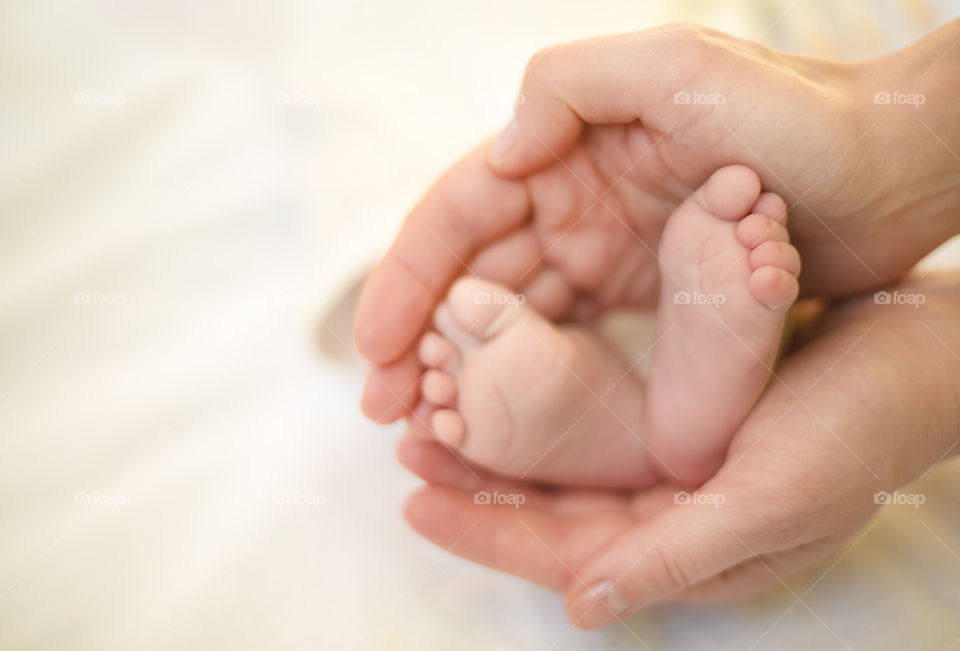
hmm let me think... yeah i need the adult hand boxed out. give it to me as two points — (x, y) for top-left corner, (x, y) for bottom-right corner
(356, 21), (960, 423)
(397, 274), (960, 628)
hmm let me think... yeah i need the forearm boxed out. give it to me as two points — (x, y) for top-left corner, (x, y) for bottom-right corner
(812, 270), (960, 483)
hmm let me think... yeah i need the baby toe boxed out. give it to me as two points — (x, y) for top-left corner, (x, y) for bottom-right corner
(748, 240), (801, 277)
(698, 165), (762, 221)
(432, 409), (467, 447)
(446, 276), (527, 340)
(736, 214), (790, 248)
(418, 331), (460, 371)
(422, 369), (458, 407)
(750, 192), (788, 225)
(748, 265), (800, 312)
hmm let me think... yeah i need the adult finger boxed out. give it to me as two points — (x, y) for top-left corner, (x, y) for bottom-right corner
(355, 141), (530, 420)
(397, 434), (494, 492)
(403, 485), (633, 592)
(360, 353), (424, 423)
(488, 25), (725, 177)
(674, 535), (841, 604)
(564, 489), (765, 629)
(397, 435), (631, 516)
(355, 139), (529, 365)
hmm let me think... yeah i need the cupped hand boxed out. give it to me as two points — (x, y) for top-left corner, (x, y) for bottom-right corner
(356, 22), (960, 423)
(397, 274), (960, 628)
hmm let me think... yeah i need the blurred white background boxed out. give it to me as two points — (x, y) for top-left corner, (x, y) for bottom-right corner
(2, 0), (960, 649)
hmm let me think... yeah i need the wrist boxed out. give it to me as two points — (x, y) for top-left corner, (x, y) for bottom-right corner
(865, 21), (960, 237)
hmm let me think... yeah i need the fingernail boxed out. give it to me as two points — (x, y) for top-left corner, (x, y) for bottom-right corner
(571, 581), (630, 628)
(489, 118), (519, 162)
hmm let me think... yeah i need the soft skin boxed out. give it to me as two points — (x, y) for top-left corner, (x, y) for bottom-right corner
(355, 20), (960, 424)
(397, 272), (960, 628)
(411, 166), (802, 487)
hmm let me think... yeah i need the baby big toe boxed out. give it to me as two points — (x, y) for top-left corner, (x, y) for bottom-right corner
(699, 165), (763, 221)
(446, 276), (526, 340)
(433, 303), (481, 347)
(749, 265), (799, 312)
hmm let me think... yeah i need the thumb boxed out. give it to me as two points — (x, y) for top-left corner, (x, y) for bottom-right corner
(564, 489), (762, 629)
(486, 25), (720, 177)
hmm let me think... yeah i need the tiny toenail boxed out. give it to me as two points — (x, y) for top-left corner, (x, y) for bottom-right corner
(756, 216), (772, 236)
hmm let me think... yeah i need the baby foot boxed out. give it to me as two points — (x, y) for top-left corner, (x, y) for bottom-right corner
(645, 165), (800, 484)
(415, 277), (659, 488)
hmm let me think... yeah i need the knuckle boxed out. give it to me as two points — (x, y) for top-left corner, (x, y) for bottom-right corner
(643, 543), (694, 596)
(730, 468), (852, 547)
(645, 22), (708, 47)
(657, 21), (702, 38)
(523, 46), (557, 86)
(643, 22), (723, 69)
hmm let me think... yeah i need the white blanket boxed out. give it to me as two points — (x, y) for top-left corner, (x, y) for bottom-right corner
(2, 0), (959, 648)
